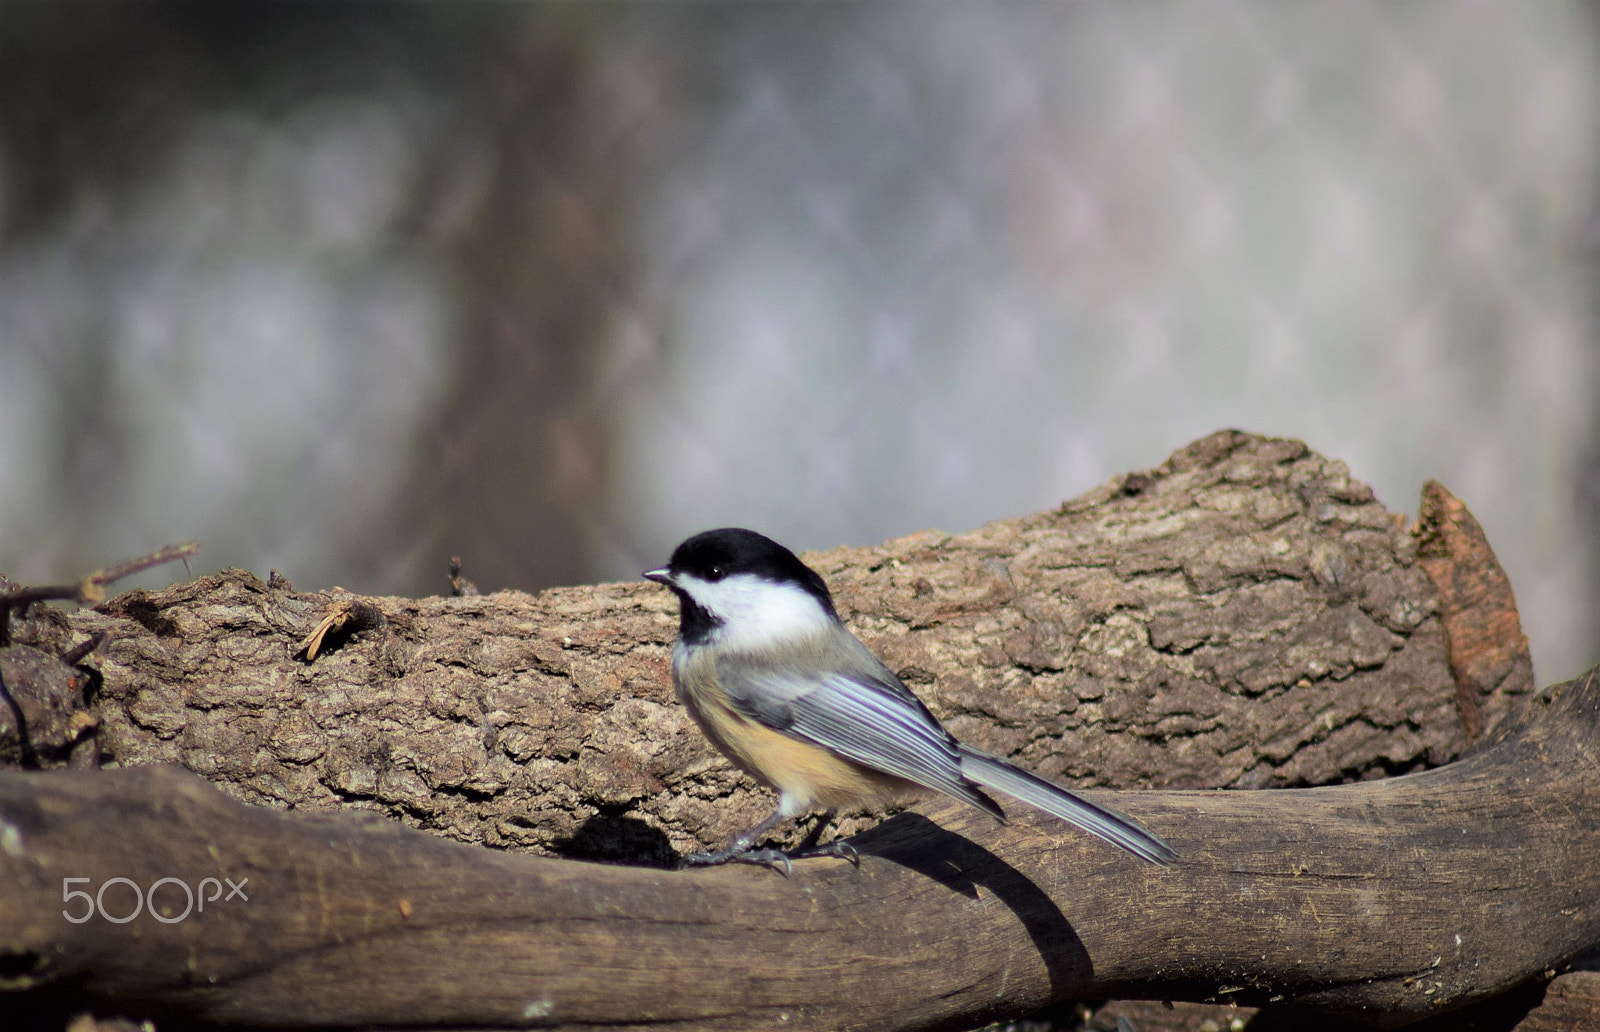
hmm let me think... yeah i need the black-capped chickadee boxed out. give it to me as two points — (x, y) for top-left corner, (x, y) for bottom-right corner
(645, 527), (1175, 871)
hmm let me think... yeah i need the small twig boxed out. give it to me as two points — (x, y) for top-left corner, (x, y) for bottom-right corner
(61, 632), (107, 667)
(296, 600), (387, 662)
(449, 556), (480, 598)
(91, 542), (199, 591)
(0, 542), (200, 646)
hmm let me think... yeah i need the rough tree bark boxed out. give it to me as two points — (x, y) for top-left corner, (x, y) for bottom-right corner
(7, 433), (1533, 854)
(1, 430), (1585, 1032)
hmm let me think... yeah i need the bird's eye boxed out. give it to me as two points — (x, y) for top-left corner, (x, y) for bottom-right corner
(707, 565), (724, 581)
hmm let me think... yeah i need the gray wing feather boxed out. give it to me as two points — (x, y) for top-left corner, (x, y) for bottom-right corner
(711, 636), (1176, 865)
(715, 643), (1003, 817)
(958, 746), (1177, 866)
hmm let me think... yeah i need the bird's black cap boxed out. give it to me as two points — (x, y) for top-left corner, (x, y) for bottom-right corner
(647, 527), (837, 615)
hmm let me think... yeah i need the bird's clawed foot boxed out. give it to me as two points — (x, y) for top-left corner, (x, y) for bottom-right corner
(680, 846), (793, 876)
(793, 838), (860, 866)
(678, 807), (860, 875)
(678, 839), (859, 875)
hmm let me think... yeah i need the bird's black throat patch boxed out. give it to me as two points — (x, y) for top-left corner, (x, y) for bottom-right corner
(674, 591), (723, 646)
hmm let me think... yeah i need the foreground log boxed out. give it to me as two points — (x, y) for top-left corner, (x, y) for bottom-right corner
(2, 664), (1598, 1030)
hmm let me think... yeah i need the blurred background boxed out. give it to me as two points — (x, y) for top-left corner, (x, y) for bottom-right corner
(2, 2), (1597, 682)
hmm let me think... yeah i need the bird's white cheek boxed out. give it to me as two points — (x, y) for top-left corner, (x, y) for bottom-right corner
(675, 573), (834, 648)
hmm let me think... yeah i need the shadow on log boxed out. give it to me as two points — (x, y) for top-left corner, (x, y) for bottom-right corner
(1, 664), (1598, 1030)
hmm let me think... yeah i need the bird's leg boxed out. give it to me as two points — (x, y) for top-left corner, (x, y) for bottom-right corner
(680, 808), (794, 874)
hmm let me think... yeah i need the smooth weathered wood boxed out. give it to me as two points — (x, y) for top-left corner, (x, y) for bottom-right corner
(2, 665), (1598, 1030)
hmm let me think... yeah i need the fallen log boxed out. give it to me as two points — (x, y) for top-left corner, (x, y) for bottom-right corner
(1, 661), (1597, 1030)
(5, 432), (1529, 863)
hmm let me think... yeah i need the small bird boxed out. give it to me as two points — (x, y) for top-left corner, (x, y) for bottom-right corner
(645, 527), (1175, 871)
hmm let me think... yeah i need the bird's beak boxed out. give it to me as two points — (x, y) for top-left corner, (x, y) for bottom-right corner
(642, 568), (673, 586)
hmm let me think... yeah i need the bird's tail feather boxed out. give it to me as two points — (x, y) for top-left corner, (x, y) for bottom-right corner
(957, 745), (1176, 866)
